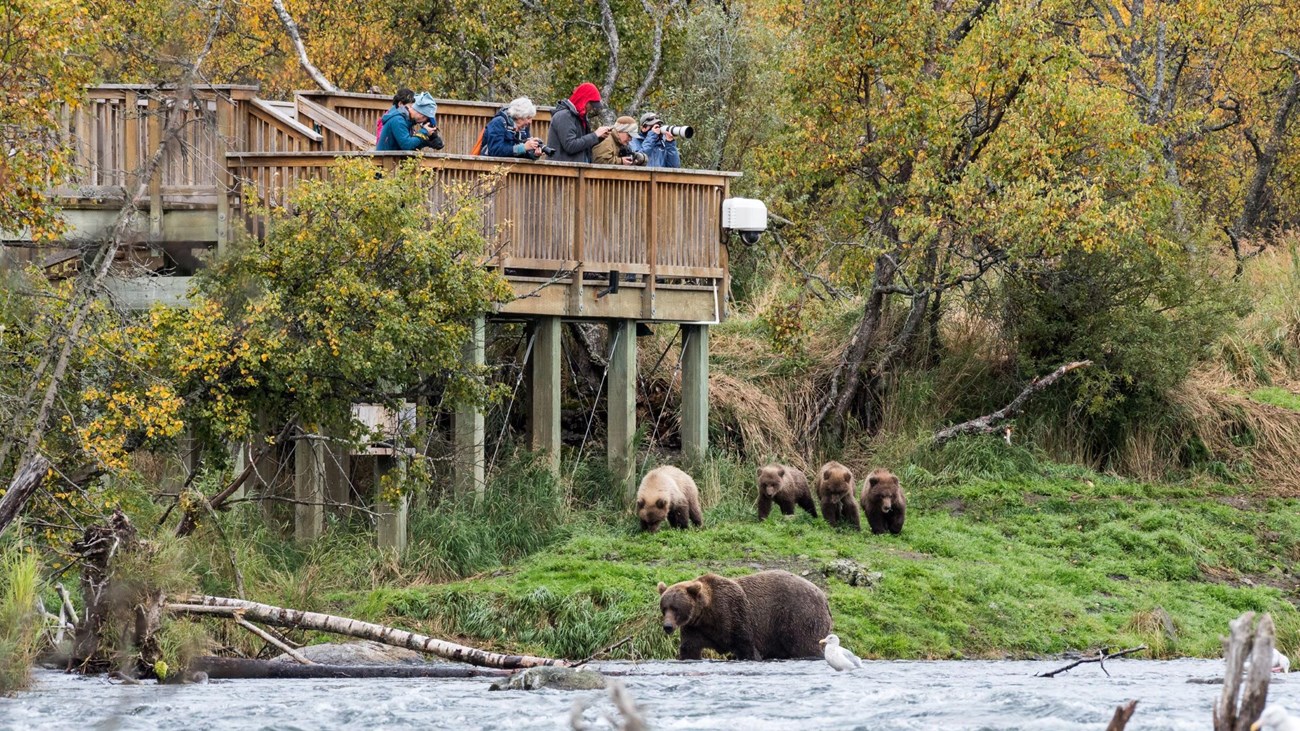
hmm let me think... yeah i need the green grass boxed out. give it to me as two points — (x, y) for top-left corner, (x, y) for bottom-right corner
(1251, 386), (1300, 412)
(272, 443), (1300, 663)
(1, 546), (42, 695)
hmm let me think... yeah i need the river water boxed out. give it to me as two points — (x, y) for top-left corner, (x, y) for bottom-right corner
(2, 659), (1293, 730)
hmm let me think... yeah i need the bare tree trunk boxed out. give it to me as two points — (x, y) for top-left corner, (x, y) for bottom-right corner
(72, 511), (139, 670)
(0, 454), (50, 536)
(627, 1), (683, 114)
(174, 595), (569, 669)
(598, 0), (620, 102)
(1229, 64), (1300, 271)
(271, 0), (338, 93)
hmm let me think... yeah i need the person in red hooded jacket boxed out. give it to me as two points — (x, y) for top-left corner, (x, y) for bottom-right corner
(545, 82), (612, 163)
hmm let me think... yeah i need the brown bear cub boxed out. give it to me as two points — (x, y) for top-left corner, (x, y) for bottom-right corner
(635, 465), (703, 532)
(657, 570), (832, 660)
(816, 461), (861, 530)
(860, 468), (906, 535)
(755, 463), (817, 520)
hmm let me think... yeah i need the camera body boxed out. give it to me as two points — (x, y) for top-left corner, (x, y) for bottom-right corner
(628, 150), (648, 165)
(539, 144), (557, 156)
(722, 197), (768, 245)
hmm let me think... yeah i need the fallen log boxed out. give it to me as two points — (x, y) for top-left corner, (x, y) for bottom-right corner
(192, 656), (511, 679)
(174, 594), (568, 669)
(934, 360), (1091, 445)
(0, 455), (51, 537)
(1106, 700), (1138, 731)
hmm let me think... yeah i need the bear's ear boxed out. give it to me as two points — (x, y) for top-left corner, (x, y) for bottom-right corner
(686, 582), (701, 597)
(777, 466), (785, 477)
(868, 473), (879, 486)
(657, 581), (668, 595)
(656, 498), (666, 509)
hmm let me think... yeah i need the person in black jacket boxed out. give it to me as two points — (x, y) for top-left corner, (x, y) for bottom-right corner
(545, 82), (611, 163)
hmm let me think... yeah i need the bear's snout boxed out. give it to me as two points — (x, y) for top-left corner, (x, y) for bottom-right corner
(662, 622), (676, 634)
(881, 498), (893, 513)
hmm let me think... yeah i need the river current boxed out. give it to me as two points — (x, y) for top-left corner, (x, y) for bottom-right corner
(2, 659), (1293, 730)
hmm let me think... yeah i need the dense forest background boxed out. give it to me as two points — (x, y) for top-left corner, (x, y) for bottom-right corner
(3, 0), (1300, 682)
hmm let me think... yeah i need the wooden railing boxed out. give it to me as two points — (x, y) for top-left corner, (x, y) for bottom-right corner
(227, 152), (736, 281)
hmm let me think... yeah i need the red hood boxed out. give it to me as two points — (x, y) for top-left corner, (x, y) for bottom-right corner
(568, 83), (602, 113)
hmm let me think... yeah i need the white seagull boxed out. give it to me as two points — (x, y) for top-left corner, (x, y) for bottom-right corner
(1252, 705), (1300, 731)
(819, 633), (862, 671)
(1274, 648), (1291, 673)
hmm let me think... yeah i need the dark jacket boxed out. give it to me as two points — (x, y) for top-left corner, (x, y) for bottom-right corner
(481, 109), (540, 159)
(375, 107), (444, 152)
(546, 99), (600, 163)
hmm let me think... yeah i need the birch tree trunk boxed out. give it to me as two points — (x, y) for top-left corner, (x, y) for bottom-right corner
(176, 594), (568, 669)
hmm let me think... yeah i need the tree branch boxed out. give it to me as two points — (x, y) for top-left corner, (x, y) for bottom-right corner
(270, 0), (337, 93)
(933, 360), (1092, 444)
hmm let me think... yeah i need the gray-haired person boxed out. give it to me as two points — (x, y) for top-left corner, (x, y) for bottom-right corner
(481, 97), (548, 159)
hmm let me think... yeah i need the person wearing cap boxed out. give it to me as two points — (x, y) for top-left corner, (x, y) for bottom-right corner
(631, 111), (681, 168)
(592, 116), (645, 166)
(376, 91), (444, 151)
(546, 82), (612, 163)
(481, 97), (546, 159)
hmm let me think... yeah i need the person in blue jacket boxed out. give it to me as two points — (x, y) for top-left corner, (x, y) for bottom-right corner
(630, 111), (681, 168)
(481, 97), (546, 159)
(376, 91), (444, 151)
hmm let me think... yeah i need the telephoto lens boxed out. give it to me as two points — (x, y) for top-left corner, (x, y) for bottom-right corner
(664, 125), (694, 139)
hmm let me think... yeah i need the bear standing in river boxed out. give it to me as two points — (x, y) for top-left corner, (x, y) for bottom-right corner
(756, 463), (817, 520)
(817, 461), (861, 530)
(657, 570), (832, 660)
(860, 468), (906, 535)
(636, 465), (703, 532)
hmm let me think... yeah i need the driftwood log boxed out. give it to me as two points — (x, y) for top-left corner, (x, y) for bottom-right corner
(1036, 645), (1147, 678)
(72, 510), (165, 672)
(171, 595), (568, 669)
(934, 361), (1091, 445)
(1213, 611), (1274, 731)
(193, 656), (511, 679)
(1106, 700), (1138, 731)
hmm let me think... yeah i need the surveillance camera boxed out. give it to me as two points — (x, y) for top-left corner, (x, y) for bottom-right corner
(722, 198), (767, 244)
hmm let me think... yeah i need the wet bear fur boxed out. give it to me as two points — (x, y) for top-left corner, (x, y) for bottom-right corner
(755, 463), (817, 520)
(816, 461), (861, 530)
(860, 468), (906, 535)
(636, 465), (703, 532)
(656, 570), (832, 660)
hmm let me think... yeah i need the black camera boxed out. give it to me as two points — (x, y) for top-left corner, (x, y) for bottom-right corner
(629, 151), (648, 165)
(539, 144), (557, 156)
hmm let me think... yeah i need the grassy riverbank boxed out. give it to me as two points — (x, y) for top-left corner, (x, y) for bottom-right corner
(193, 442), (1300, 663)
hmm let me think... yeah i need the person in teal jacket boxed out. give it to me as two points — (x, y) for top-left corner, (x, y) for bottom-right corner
(376, 91), (444, 151)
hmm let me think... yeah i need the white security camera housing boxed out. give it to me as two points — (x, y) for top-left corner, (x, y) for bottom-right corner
(722, 198), (768, 244)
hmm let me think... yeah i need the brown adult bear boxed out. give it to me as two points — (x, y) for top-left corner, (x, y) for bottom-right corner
(817, 461), (861, 530)
(636, 465), (703, 532)
(656, 570), (831, 660)
(756, 463), (817, 520)
(860, 468), (906, 535)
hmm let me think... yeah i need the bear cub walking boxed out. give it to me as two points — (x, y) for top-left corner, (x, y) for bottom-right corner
(816, 461), (861, 531)
(657, 569), (832, 660)
(755, 463), (817, 520)
(636, 465), (703, 532)
(860, 468), (906, 535)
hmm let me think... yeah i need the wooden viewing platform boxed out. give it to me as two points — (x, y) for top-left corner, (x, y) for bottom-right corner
(1, 85), (744, 548)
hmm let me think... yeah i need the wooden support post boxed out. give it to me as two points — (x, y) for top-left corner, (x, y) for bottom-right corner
(454, 315), (487, 498)
(569, 170), (586, 315)
(374, 455), (407, 551)
(529, 316), (562, 475)
(608, 320), (637, 499)
(323, 438), (350, 511)
(228, 441), (248, 502)
(147, 97), (164, 238)
(214, 96), (233, 258)
(680, 324), (710, 464)
(293, 429), (325, 542)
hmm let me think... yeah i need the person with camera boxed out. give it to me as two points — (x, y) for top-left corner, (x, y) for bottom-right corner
(593, 116), (646, 166)
(376, 91), (444, 152)
(631, 112), (683, 168)
(480, 97), (551, 159)
(546, 82), (612, 163)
